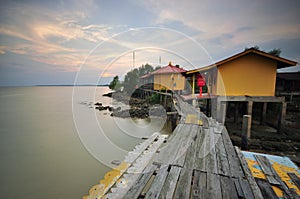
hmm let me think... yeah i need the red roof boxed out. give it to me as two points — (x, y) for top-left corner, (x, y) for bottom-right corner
(140, 62), (186, 78)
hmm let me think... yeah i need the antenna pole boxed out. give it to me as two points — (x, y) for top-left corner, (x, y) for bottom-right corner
(159, 56), (161, 66)
(133, 51), (135, 69)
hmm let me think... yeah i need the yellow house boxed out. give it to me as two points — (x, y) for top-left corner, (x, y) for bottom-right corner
(141, 62), (186, 91)
(186, 48), (297, 97)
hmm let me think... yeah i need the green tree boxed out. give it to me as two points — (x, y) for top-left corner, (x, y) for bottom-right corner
(138, 63), (154, 76)
(109, 75), (121, 91)
(245, 45), (260, 51)
(268, 48), (281, 57)
(244, 46), (282, 57)
(123, 64), (155, 93)
(123, 69), (139, 93)
(154, 66), (161, 70)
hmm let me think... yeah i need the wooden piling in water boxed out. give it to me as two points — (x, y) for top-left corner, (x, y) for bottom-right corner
(278, 102), (287, 133)
(241, 115), (251, 150)
(260, 102), (267, 125)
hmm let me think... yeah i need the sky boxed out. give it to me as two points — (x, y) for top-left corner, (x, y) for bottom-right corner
(0, 0), (299, 86)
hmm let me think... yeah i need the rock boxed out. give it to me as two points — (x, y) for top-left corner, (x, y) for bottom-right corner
(102, 92), (112, 97)
(111, 160), (121, 166)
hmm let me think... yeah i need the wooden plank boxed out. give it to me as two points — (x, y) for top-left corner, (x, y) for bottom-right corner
(255, 178), (278, 199)
(173, 125), (198, 167)
(144, 166), (169, 199)
(263, 158), (295, 198)
(193, 127), (209, 172)
(191, 170), (206, 199)
(271, 171), (296, 199)
(154, 124), (186, 166)
(239, 178), (255, 199)
(206, 173), (222, 198)
(288, 173), (300, 189)
(215, 132), (231, 176)
(220, 175), (239, 199)
(173, 137), (198, 198)
(159, 166), (182, 199)
(233, 178), (245, 198)
(123, 164), (157, 199)
(205, 128), (218, 174)
(222, 127), (244, 178)
(125, 133), (160, 164)
(173, 168), (193, 199)
(254, 155), (281, 185)
(235, 147), (264, 199)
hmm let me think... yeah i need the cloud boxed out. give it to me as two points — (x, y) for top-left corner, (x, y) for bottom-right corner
(0, 1), (130, 72)
(1, 0), (299, 86)
(0, 46), (7, 54)
(141, 0), (300, 48)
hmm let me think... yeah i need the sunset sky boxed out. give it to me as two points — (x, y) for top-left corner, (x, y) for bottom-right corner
(0, 0), (299, 86)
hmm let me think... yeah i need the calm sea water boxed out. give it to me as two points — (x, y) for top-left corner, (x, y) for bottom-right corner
(0, 86), (167, 198)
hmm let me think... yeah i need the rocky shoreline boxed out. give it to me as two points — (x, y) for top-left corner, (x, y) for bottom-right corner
(95, 91), (167, 119)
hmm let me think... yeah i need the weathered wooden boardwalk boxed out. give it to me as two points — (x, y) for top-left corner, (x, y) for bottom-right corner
(84, 95), (300, 199)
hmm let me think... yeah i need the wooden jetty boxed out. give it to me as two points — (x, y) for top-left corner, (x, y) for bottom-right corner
(84, 95), (300, 199)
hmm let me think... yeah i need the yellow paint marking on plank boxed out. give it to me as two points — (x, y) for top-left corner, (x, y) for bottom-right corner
(272, 186), (284, 198)
(185, 114), (203, 125)
(198, 120), (203, 126)
(246, 158), (266, 179)
(272, 162), (300, 195)
(84, 161), (130, 198)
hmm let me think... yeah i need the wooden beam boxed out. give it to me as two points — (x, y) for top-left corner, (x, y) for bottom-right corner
(225, 96), (285, 102)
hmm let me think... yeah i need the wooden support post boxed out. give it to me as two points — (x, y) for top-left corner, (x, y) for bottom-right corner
(211, 98), (218, 120)
(247, 101), (253, 116)
(206, 99), (210, 117)
(260, 102), (267, 125)
(160, 93), (162, 104)
(215, 100), (221, 122)
(220, 102), (227, 124)
(192, 99), (197, 107)
(234, 102), (239, 124)
(241, 115), (251, 150)
(192, 74), (195, 97)
(278, 102), (287, 132)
